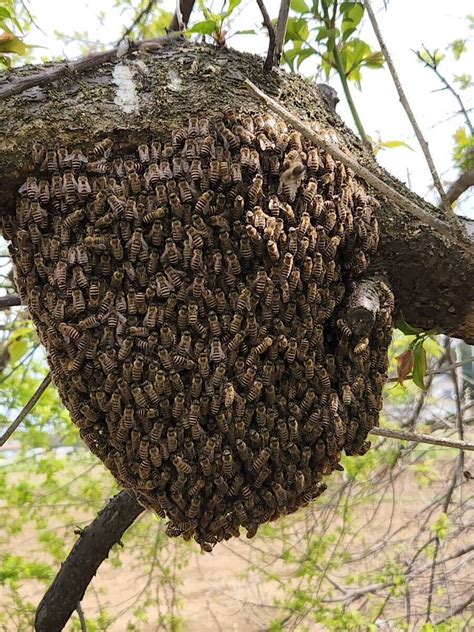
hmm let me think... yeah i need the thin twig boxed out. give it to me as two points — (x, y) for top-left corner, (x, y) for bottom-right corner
(363, 0), (458, 229)
(272, 1), (291, 69)
(256, 0), (276, 72)
(435, 593), (474, 626)
(244, 79), (474, 253)
(426, 458), (460, 621)
(369, 426), (474, 452)
(169, 0), (196, 32)
(119, 0), (158, 43)
(0, 294), (21, 309)
(415, 47), (473, 135)
(0, 373), (51, 447)
(76, 602), (87, 632)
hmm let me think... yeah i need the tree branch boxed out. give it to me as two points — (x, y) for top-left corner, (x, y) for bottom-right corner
(119, 0), (159, 43)
(76, 602), (88, 632)
(0, 34), (183, 101)
(244, 79), (474, 254)
(35, 491), (145, 632)
(0, 294), (21, 309)
(256, 0), (276, 72)
(272, 1), (290, 69)
(435, 593), (474, 626)
(363, 0), (458, 230)
(0, 373), (51, 447)
(169, 0), (196, 32)
(446, 168), (474, 205)
(415, 47), (473, 136)
(370, 426), (474, 452)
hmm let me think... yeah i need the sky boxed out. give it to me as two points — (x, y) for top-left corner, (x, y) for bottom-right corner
(17, 0), (474, 216)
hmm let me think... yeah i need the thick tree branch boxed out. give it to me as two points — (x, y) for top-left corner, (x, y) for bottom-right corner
(1, 42), (474, 341)
(256, 0), (276, 72)
(169, 0), (196, 32)
(363, 0), (458, 230)
(446, 168), (474, 205)
(35, 491), (145, 632)
(0, 373), (51, 447)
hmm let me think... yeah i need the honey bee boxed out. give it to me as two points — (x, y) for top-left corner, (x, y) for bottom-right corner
(94, 138), (113, 158)
(248, 174), (263, 207)
(69, 148), (88, 173)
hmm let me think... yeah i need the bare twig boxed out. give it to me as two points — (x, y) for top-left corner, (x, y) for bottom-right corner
(244, 79), (474, 253)
(435, 593), (474, 625)
(119, 0), (158, 43)
(363, 0), (458, 229)
(76, 602), (87, 632)
(0, 294), (21, 309)
(446, 168), (474, 205)
(369, 426), (474, 452)
(0, 373), (51, 447)
(415, 47), (473, 135)
(256, 0), (276, 72)
(169, 0), (196, 32)
(35, 491), (144, 632)
(272, 1), (291, 69)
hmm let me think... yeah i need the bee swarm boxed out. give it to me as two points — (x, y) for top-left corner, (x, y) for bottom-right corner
(4, 110), (394, 550)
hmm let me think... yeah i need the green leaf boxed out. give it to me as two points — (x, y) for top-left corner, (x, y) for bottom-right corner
(363, 50), (385, 68)
(0, 31), (27, 56)
(381, 140), (413, 150)
(291, 0), (310, 12)
(340, 2), (364, 41)
(285, 17), (309, 43)
(453, 73), (472, 90)
(225, 0), (242, 17)
(374, 140), (415, 155)
(0, 8), (12, 20)
(187, 19), (218, 36)
(396, 316), (424, 336)
(7, 339), (28, 364)
(412, 340), (427, 390)
(449, 38), (467, 60)
(431, 513), (450, 541)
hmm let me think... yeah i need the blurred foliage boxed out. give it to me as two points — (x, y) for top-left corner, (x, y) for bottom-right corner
(187, 0), (251, 47)
(0, 0), (27, 68)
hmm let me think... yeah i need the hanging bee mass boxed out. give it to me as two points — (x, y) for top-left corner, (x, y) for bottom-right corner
(4, 109), (394, 551)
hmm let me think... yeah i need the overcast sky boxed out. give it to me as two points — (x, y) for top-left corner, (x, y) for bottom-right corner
(24, 0), (474, 216)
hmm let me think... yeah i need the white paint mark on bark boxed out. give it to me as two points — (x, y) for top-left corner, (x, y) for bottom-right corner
(168, 70), (182, 92)
(112, 64), (139, 114)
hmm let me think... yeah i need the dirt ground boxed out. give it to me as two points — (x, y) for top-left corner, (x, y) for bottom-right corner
(2, 456), (472, 632)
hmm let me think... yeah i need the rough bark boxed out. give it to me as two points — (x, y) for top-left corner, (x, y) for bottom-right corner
(34, 491), (144, 632)
(0, 39), (473, 340)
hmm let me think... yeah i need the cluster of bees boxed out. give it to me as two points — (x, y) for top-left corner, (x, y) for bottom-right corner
(3, 109), (394, 550)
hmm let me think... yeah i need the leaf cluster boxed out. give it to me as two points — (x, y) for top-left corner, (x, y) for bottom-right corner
(284, 0), (384, 86)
